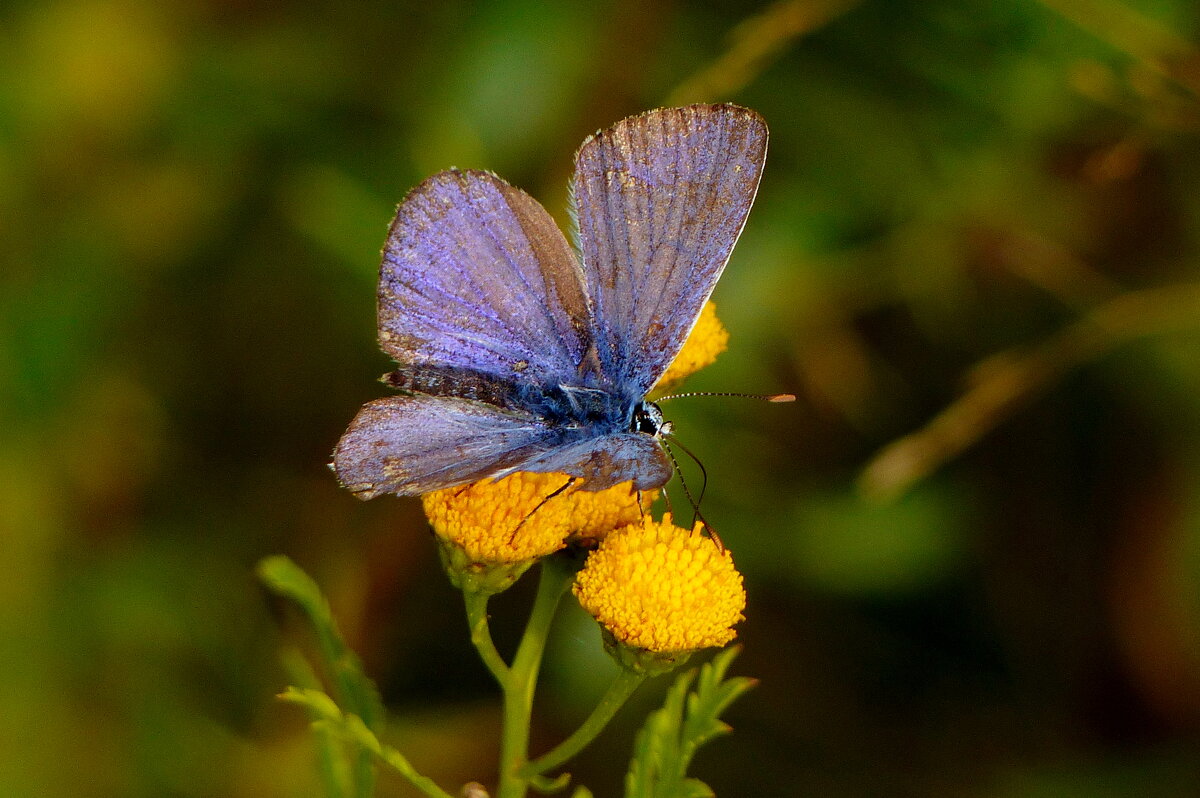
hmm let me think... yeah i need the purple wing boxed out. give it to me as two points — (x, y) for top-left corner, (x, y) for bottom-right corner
(334, 395), (556, 498)
(571, 104), (767, 393)
(511, 434), (672, 492)
(333, 396), (672, 497)
(379, 169), (591, 382)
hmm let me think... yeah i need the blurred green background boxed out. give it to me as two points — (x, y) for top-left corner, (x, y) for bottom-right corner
(4, 0), (1200, 795)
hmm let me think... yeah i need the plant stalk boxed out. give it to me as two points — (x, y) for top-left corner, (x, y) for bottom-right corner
(495, 558), (575, 798)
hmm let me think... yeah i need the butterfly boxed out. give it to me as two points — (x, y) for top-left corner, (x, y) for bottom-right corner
(333, 104), (768, 500)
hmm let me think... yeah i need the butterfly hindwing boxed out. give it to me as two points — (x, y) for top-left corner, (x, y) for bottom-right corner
(334, 395), (557, 497)
(509, 433), (673, 492)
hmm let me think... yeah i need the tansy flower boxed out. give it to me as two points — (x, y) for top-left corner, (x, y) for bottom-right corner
(573, 514), (746, 669)
(423, 471), (649, 592)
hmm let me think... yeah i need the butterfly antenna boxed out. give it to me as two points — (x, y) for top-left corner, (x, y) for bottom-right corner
(660, 437), (724, 552)
(656, 391), (796, 403)
(508, 476), (577, 544)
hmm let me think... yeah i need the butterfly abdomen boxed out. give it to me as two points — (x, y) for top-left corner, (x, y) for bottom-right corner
(383, 365), (519, 408)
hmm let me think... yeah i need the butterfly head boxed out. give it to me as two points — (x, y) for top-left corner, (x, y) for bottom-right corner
(631, 401), (671, 438)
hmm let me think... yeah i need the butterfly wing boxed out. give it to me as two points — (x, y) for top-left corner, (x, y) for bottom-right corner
(334, 395), (559, 498)
(571, 104), (767, 394)
(505, 433), (672, 492)
(334, 397), (671, 496)
(379, 168), (591, 382)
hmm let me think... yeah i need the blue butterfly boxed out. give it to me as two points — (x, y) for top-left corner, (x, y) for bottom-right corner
(334, 104), (768, 499)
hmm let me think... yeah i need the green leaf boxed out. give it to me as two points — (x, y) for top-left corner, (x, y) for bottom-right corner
(281, 652), (353, 798)
(527, 771), (572, 793)
(258, 556), (385, 730)
(624, 647), (756, 798)
(259, 556), (385, 797)
(279, 687), (456, 798)
(677, 779), (715, 798)
(281, 684), (344, 720)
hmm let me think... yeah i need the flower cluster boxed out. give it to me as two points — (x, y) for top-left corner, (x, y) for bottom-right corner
(574, 515), (745, 658)
(422, 472), (646, 563)
(426, 302), (744, 660)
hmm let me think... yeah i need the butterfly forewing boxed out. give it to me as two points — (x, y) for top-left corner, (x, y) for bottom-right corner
(571, 104), (767, 394)
(379, 169), (591, 383)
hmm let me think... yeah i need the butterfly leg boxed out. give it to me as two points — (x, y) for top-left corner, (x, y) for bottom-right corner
(659, 439), (723, 551)
(659, 485), (675, 522)
(506, 476), (577, 544)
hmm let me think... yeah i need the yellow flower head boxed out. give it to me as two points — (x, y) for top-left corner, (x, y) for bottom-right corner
(653, 301), (729, 392)
(573, 515), (746, 656)
(422, 471), (647, 564)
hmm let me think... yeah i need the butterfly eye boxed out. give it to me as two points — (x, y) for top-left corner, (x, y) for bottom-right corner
(631, 402), (665, 436)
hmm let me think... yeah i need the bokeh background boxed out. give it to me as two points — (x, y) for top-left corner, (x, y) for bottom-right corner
(4, 0), (1200, 795)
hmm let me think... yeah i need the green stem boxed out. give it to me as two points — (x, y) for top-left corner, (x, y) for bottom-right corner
(520, 669), (649, 778)
(464, 589), (510, 687)
(495, 557), (576, 798)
